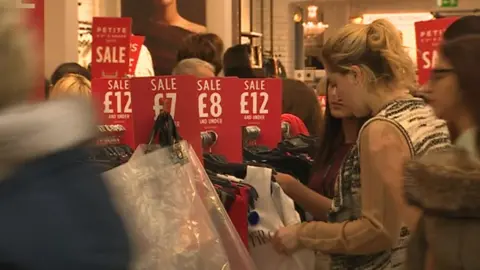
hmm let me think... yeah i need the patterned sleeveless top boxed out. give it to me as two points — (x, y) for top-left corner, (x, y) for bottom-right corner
(328, 98), (450, 270)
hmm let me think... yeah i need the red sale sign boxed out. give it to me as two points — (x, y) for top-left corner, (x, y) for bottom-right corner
(237, 79), (282, 148)
(415, 17), (457, 85)
(197, 78), (242, 162)
(129, 35), (145, 76)
(92, 78), (135, 148)
(18, 0), (44, 100)
(130, 76), (202, 156)
(91, 17), (132, 79)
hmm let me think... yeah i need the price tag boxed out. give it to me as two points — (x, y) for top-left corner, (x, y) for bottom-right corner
(129, 35), (145, 76)
(130, 76), (202, 155)
(197, 78), (242, 162)
(91, 78), (135, 148)
(91, 17), (132, 79)
(237, 79), (282, 148)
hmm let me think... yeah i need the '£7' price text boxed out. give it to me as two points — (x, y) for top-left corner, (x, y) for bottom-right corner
(153, 93), (177, 120)
(104, 91), (132, 114)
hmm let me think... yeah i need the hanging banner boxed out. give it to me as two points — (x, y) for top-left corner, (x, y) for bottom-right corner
(130, 76), (202, 156)
(415, 17), (457, 85)
(197, 78), (242, 162)
(18, 0), (45, 100)
(129, 35), (145, 76)
(91, 78), (135, 148)
(236, 79), (282, 149)
(91, 17), (132, 79)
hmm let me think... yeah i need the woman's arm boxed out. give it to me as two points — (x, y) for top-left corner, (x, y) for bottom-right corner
(275, 173), (332, 220)
(275, 121), (416, 255)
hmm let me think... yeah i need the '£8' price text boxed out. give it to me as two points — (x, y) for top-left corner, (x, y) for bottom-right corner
(198, 93), (222, 118)
(104, 91), (132, 114)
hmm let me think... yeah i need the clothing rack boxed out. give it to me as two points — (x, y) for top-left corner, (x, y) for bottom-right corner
(201, 130), (218, 148)
(243, 122), (291, 142)
(282, 121), (290, 138)
(97, 125), (125, 145)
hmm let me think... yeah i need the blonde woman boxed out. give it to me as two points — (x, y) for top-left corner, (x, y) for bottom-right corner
(49, 74), (91, 98)
(272, 19), (450, 269)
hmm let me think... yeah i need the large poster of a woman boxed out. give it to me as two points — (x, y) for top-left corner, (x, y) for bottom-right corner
(121, 0), (207, 75)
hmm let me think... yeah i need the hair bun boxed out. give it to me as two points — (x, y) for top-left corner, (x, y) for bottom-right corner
(366, 19), (398, 52)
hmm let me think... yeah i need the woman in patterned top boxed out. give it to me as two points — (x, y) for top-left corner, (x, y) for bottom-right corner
(272, 19), (450, 269)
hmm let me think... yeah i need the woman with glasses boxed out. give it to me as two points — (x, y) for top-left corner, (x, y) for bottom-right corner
(405, 34), (480, 270)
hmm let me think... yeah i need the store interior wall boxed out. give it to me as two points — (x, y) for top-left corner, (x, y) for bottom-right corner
(44, 0), (78, 77)
(45, 0), (479, 79)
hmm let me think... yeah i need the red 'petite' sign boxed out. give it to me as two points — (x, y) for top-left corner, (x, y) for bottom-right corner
(91, 17), (132, 79)
(92, 78), (135, 148)
(237, 79), (282, 149)
(130, 76), (202, 156)
(197, 78), (242, 162)
(129, 35), (145, 76)
(415, 17), (457, 85)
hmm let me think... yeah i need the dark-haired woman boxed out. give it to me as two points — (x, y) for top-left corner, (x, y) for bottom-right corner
(282, 79), (324, 137)
(276, 80), (365, 219)
(405, 35), (480, 270)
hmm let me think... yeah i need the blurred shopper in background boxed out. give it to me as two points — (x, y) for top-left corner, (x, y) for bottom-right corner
(281, 79), (323, 137)
(48, 62), (91, 99)
(272, 19), (450, 269)
(405, 34), (480, 270)
(49, 74), (91, 99)
(177, 33), (224, 75)
(172, 58), (215, 77)
(50, 62), (91, 86)
(223, 44), (259, 78)
(0, 3), (130, 269)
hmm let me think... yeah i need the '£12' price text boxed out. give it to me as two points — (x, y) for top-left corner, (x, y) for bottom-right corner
(104, 91), (132, 119)
(240, 92), (269, 120)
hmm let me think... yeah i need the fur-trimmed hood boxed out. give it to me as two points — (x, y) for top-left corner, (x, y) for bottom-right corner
(404, 147), (480, 218)
(0, 98), (97, 179)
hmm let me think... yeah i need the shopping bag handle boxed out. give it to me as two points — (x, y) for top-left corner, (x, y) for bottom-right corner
(147, 110), (182, 150)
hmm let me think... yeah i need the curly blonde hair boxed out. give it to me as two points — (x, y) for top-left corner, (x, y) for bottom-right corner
(49, 74), (91, 98)
(321, 19), (416, 91)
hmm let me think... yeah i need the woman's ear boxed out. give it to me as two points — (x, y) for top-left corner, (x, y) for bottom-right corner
(349, 65), (363, 85)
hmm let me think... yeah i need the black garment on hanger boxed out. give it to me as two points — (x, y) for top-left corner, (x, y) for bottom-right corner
(87, 145), (133, 172)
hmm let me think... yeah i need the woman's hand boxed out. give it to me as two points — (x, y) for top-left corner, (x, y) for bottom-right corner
(274, 173), (297, 194)
(271, 225), (301, 255)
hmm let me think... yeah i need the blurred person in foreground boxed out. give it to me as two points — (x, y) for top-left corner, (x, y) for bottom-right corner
(0, 3), (130, 270)
(405, 35), (480, 270)
(172, 58), (215, 77)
